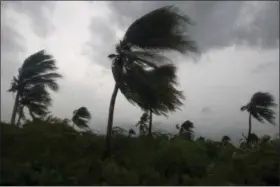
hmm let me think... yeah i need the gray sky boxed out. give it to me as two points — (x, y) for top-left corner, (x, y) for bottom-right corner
(1, 1), (279, 142)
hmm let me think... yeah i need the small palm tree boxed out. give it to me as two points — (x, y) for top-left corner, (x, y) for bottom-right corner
(176, 120), (194, 140)
(111, 126), (127, 136)
(8, 50), (62, 125)
(105, 6), (197, 157)
(135, 112), (149, 136)
(221, 135), (231, 144)
(128, 128), (136, 137)
(241, 92), (277, 144)
(72, 107), (91, 129)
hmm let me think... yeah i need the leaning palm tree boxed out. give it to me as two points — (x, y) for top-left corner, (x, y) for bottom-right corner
(241, 92), (277, 144)
(72, 107), (91, 129)
(176, 120), (194, 140)
(8, 50), (62, 125)
(105, 5), (198, 156)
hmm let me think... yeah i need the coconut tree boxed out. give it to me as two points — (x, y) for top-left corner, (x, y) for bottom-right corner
(8, 50), (62, 125)
(128, 128), (136, 137)
(72, 107), (91, 129)
(176, 120), (194, 140)
(135, 112), (149, 136)
(105, 5), (198, 156)
(221, 135), (231, 145)
(241, 92), (277, 144)
(15, 84), (51, 125)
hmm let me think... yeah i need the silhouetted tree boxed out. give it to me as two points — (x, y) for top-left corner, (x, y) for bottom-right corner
(221, 135), (231, 144)
(176, 120), (194, 140)
(16, 84), (51, 125)
(112, 126), (127, 136)
(8, 50), (62, 125)
(105, 6), (197, 156)
(135, 112), (149, 136)
(241, 92), (277, 144)
(128, 128), (136, 138)
(72, 107), (91, 129)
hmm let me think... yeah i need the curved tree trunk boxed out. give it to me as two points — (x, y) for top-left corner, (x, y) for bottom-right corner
(247, 112), (252, 144)
(103, 83), (119, 159)
(148, 108), (152, 136)
(10, 91), (20, 125)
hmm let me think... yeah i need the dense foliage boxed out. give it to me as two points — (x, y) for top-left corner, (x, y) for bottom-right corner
(1, 121), (279, 186)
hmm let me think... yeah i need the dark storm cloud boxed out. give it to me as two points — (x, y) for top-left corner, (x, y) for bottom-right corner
(2, 1), (55, 38)
(107, 1), (279, 52)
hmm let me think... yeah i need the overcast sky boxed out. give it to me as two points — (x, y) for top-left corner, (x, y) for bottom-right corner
(1, 1), (279, 142)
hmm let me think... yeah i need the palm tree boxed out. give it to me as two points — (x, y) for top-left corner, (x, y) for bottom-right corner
(105, 5), (197, 156)
(241, 92), (277, 144)
(8, 50), (62, 125)
(135, 112), (149, 136)
(176, 120), (194, 140)
(16, 84), (52, 125)
(72, 107), (91, 129)
(221, 135), (231, 144)
(128, 128), (136, 137)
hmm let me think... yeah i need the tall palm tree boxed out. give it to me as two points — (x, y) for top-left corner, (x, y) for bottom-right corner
(176, 120), (194, 140)
(72, 107), (91, 129)
(105, 6), (197, 156)
(8, 50), (62, 125)
(241, 92), (277, 144)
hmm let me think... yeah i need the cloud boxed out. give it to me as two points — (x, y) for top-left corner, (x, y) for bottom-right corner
(1, 2), (279, 140)
(201, 107), (212, 114)
(107, 1), (279, 52)
(2, 1), (56, 38)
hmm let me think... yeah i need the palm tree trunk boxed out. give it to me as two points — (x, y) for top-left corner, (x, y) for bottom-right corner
(148, 108), (152, 136)
(247, 112), (252, 144)
(16, 106), (23, 126)
(10, 91), (20, 125)
(103, 83), (119, 159)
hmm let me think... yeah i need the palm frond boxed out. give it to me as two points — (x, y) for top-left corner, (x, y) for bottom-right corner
(251, 92), (277, 108)
(72, 107), (91, 129)
(21, 50), (53, 70)
(243, 92), (277, 125)
(123, 6), (198, 54)
(255, 107), (276, 125)
(74, 107), (91, 120)
(72, 116), (89, 129)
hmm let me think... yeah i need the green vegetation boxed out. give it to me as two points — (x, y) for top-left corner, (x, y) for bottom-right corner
(2, 5), (279, 186)
(1, 121), (279, 185)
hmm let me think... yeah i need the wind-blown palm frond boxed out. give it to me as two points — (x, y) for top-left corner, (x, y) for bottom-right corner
(123, 5), (197, 53)
(72, 107), (91, 129)
(117, 63), (184, 116)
